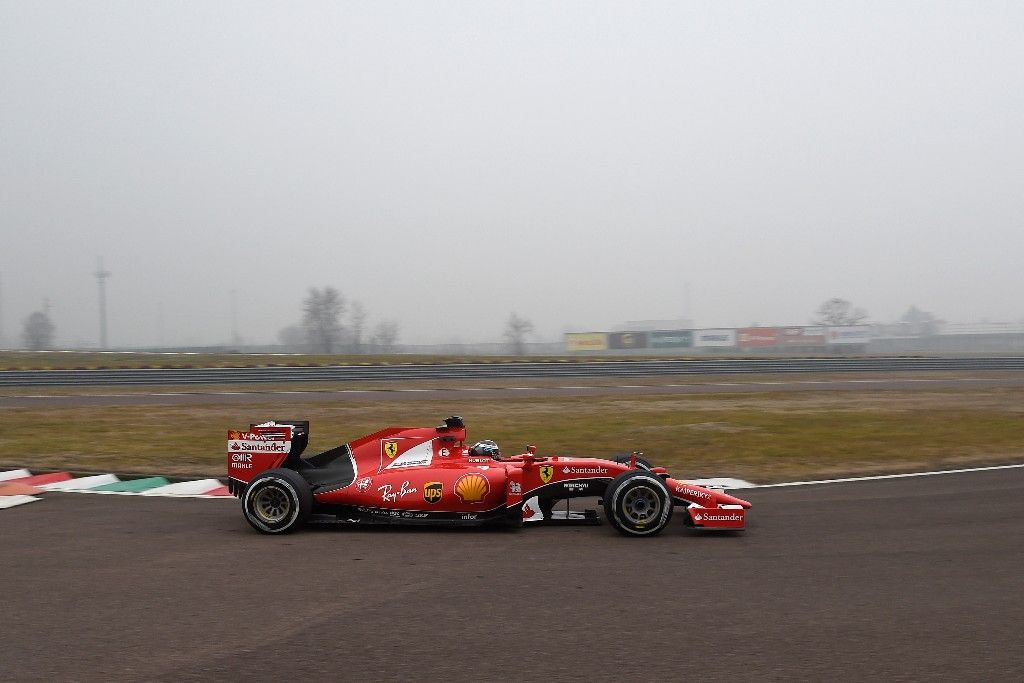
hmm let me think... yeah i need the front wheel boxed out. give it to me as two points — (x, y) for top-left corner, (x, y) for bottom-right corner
(603, 471), (673, 537)
(242, 469), (313, 534)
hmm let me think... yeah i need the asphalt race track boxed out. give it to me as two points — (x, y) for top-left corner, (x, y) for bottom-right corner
(4, 374), (1024, 407)
(3, 468), (1023, 681)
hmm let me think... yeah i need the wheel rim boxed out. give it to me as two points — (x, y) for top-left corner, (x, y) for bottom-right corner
(253, 484), (292, 524)
(621, 485), (661, 525)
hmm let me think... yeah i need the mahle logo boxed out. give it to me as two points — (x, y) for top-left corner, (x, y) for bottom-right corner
(383, 441), (399, 459)
(424, 482), (443, 504)
(539, 465), (553, 484)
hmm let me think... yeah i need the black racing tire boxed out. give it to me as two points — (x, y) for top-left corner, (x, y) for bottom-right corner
(242, 469), (313, 534)
(603, 471), (673, 537)
(612, 454), (654, 470)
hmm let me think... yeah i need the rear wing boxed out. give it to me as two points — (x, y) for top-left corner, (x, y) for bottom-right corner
(227, 422), (303, 490)
(251, 420), (309, 460)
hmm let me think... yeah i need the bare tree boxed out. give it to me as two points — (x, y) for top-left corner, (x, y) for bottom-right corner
(503, 312), (534, 355)
(302, 286), (345, 353)
(277, 324), (306, 351)
(372, 320), (399, 352)
(899, 305), (942, 336)
(22, 310), (55, 350)
(812, 298), (868, 326)
(349, 301), (367, 353)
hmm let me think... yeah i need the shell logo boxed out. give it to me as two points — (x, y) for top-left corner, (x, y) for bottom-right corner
(454, 473), (490, 503)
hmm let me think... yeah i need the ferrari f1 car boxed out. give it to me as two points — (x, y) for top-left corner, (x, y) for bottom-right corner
(227, 416), (751, 536)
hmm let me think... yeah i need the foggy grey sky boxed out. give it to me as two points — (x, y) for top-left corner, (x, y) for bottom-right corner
(2, 1), (1022, 347)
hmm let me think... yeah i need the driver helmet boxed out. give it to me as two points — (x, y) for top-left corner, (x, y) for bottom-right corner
(470, 439), (501, 460)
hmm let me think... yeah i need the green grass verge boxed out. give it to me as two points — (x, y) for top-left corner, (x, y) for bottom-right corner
(2, 386), (1022, 482)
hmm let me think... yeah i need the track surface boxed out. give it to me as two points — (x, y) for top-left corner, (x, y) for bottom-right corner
(4, 375), (1024, 407)
(4, 469), (1023, 681)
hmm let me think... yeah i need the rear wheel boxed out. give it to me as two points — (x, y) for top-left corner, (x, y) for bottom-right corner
(243, 469), (312, 534)
(603, 471), (673, 537)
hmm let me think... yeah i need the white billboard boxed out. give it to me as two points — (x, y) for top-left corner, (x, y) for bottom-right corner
(827, 326), (872, 344)
(694, 329), (737, 347)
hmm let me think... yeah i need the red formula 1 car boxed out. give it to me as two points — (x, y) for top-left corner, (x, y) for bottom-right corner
(227, 416), (751, 536)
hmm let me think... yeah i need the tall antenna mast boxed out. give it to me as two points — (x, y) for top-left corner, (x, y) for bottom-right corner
(0, 271), (5, 348)
(95, 258), (111, 348)
(230, 289), (241, 347)
(684, 281), (692, 324)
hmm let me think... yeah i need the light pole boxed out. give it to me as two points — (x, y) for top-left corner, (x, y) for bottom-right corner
(95, 258), (111, 349)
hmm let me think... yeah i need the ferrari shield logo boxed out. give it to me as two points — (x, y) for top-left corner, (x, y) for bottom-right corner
(383, 441), (399, 459)
(539, 464), (553, 484)
(424, 482), (443, 504)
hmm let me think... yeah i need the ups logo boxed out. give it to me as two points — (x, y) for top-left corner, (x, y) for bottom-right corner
(539, 465), (553, 484)
(424, 482), (443, 504)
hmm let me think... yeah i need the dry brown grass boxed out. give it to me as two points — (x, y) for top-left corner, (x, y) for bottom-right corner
(2, 385), (1021, 483)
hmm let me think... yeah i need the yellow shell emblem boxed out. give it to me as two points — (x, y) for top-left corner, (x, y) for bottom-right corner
(454, 473), (490, 503)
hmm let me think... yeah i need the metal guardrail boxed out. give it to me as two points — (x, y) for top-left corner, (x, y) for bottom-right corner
(2, 357), (1024, 386)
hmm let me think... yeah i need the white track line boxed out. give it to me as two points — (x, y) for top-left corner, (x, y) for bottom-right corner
(54, 489), (231, 499)
(11, 462), (1024, 502)
(141, 479), (222, 496)
(0, 495), (41, 509)
(749, 463), (1024, 489)
(4, 375), (1020, 401)
(688, 477), (757, 489)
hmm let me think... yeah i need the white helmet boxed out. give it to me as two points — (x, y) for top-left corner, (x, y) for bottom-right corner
(469, 440), (501, 459)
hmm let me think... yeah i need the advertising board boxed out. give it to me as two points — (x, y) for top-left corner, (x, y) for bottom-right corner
(693, 329), (737, 348)
(737, 327), (780, 348)
(778, 326), (827, 346)
(608, 332), (648, 350)
(565, 333), (608, 352)
(649, 330), (693, 349)
(827, 326), (872, 345)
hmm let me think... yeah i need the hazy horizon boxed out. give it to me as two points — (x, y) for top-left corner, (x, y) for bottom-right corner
(2, 2), (1022, 348)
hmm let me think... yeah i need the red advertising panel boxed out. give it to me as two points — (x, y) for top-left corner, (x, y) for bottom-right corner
(687, 506), (745, 529)
(778, 326), (827, 347)
(737, 327), (779, 348)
